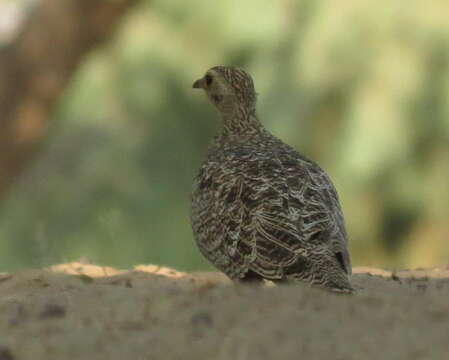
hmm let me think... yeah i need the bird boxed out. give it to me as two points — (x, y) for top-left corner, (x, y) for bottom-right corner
(190, 66), (353, 293)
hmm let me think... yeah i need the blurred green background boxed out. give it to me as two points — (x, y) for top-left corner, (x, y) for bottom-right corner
(0, 0), (448, 272)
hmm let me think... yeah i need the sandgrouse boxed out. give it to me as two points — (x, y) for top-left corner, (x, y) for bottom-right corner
(191, 66), (353, 292)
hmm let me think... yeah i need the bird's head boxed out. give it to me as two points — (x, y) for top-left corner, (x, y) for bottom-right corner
(192, 66), (257, 118)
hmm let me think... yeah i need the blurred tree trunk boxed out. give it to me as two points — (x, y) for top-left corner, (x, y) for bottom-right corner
(0, 0), (139, 200)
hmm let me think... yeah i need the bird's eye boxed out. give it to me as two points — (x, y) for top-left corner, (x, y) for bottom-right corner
(205, 74), (213, 86)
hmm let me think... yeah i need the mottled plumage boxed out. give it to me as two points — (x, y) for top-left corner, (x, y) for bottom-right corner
(191, 66), (353, 292)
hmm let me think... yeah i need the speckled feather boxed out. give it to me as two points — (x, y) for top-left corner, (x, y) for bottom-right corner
(191, 66), (353, 292)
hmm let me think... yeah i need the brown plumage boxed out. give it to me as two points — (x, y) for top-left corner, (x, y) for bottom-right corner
(191, 66), (353, 292)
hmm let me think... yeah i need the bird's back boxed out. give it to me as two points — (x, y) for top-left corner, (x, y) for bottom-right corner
(191, 130), (352, 292)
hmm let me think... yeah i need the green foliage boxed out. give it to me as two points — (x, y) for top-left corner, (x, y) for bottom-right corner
(0, 0), (448, 271)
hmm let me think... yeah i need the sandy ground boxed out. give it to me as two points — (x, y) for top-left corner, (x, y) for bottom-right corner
(0, 263), (448, 360)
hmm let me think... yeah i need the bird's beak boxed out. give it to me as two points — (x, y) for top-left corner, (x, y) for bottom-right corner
(192, 77), (205, 89)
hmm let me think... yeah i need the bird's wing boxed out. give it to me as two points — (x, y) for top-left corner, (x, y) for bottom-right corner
(297, 159), (352, 275)
(214, 147), (351, 279)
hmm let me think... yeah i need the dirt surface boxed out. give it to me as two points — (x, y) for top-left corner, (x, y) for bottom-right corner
(0, 263), (448, 360)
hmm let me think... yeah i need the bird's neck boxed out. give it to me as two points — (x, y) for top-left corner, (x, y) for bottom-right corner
(220, 107), (264, 137)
